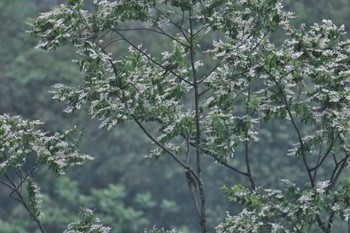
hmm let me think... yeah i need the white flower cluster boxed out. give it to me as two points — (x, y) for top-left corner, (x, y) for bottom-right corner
(218, 179), (334, 232)
(64, 208), (111, 233)
(0, 114), (92, 175)
(29, 0), (350, 231)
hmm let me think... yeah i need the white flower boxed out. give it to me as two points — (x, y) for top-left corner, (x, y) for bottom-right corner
(316, 180), (330, 194)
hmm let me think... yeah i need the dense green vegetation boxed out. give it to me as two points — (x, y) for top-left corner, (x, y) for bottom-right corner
(1, 0), (350, 232)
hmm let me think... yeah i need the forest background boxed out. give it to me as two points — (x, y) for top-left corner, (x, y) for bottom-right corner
(1, 0), (350, 232)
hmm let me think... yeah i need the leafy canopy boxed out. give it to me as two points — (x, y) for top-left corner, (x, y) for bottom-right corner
(0, 114), (93, 231)
(28, 0), (350, 232)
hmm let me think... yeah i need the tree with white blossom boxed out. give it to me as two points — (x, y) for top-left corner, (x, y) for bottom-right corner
(0, 114), (94, 232)
(28, 0), (350, 232)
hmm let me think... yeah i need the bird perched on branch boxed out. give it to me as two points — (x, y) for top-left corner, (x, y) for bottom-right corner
(162, 62), (178, 76)
(185, 169), (197, 191)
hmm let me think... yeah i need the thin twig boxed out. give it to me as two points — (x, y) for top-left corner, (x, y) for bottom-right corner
(132, 116), (199, 182)
(262, 62), (315, 187)
(117, 27), (190, 48)
(200, 146), (249, 176)
(153, 6), (190, 44)
(198, 59), (222, 84)
(102, 38), (124, 49)
(310, 137), (335, 172)
(111, 28), (193, 86)
(4, 173), (45, 233)
(327, 154), (349, 193)
(244, 84), (256, 190)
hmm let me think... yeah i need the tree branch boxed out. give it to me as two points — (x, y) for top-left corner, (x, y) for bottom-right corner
(262, 62), (315, 187)
(110, 28), (193, 86)
(132, 116), (199, 182)
(310, 136), (335, 172)
(153, 6), (190, 44)
(189, 9), (207, 233)
(244, 84), (256, 190)
(4, 173), (45, 233)
(198, 145), (249, 176)
(327, 154), (349, 193)
(116, 27), (190, 48)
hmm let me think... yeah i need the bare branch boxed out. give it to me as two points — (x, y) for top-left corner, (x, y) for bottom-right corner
(327, 154), (350, 193)
(102, 38), (124, 50)
(200, 146), (249, 176)
(310, 136), (335, 172)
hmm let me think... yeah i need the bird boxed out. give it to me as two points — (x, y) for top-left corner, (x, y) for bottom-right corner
(185, 169), (197, 190)
(162, 62), (178, 76)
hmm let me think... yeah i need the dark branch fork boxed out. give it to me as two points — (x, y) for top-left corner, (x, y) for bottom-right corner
(1, 165), (45, 233)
